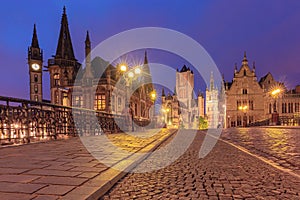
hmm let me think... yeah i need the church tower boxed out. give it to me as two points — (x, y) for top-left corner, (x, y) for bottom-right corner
(206, 72), (219, 128)
(28, 24), (43, 102)
(47, 6), (80, 106)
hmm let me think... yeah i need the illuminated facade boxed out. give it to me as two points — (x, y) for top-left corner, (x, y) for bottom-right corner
(161, 65), (205, 128)
(224, 52), (300, 127)
(28, 7), (154, 120)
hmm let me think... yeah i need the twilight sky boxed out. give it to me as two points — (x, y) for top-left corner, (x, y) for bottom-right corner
(0, 0), (300, 100)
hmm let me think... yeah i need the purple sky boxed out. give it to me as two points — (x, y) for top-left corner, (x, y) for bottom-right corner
(0, 0), (299, 100)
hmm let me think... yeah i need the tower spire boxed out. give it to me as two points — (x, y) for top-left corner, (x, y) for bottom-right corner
(31, 24), (39, 48)
(144, 50), (148, 64)
(55, 6), (76, 60)
(83, 30), (93, 79)
(242, 51), (248, 66)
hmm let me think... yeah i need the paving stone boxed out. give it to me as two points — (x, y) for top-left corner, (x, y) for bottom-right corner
(36, 185), (75, 195)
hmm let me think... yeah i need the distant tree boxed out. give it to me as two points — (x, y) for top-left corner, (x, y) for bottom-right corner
(198, 116), (208, 130)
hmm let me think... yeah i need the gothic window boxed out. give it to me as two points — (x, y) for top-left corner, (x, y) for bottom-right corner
(237, 116), (242, 126)
(288, 103), (293, 113)
(244, 69), (246, 76)
(295, 103), (299, 112)
(111, 95), (115, 111)
(63, 92), (68, 106)
(74, 96), (82, 107)
(118, 97), (122, 110)
(34, 95), (38, 101)
(269, 103), (272, 114)
(54, 74), (60, 86)
(249, 100), (254, 110)
(134, 103), (138, 117)
(237, 100), (241, 110)
(34, 85), (38, 93)
(34, 74), (38, 82)
(54, 91), (59, 104)
(282, 103), (287, 113)
(242, 89), (247, 94)
(273, 102), (276, 112)
(95, 94), (106, 111)
(249, 116), (254, 124)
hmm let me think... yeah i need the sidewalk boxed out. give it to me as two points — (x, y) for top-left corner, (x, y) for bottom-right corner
(0, 129), (176, 200)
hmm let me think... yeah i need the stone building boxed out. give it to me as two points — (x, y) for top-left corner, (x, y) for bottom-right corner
(206, 72), (220, 128)
(28, 7), (155, 121)
(224, 52), (300, 127)
(161, 65), (205, 128)
(224, 52), (265, 127)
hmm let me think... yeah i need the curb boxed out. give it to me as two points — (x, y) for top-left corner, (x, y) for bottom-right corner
(62, 129), (178, 200)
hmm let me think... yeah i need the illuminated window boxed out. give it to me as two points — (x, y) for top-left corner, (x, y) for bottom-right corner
(95, 94), (106, 110)
(54, 74), (60, 86)
(74, 96), (82, 107)
(34, 85), (38, 93)
(34, 95), (38, 101)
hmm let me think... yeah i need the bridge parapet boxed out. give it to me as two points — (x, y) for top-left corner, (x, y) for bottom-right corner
(0, 96), (148, 145)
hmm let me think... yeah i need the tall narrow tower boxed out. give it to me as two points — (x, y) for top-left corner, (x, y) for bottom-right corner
(47, 6), (80, 106)
(28, 24), (43, 102)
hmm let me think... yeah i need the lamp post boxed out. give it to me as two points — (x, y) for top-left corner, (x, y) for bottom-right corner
(270, 87), (283, 125)
(119, 64), (142, 132)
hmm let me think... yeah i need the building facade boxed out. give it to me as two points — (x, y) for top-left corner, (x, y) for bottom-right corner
(224, 52), (300, 127)
(161, 65), (205, 128)
(28, 7), (155, 122)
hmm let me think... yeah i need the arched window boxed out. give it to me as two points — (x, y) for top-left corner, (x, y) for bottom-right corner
(34, 74), (38, 82)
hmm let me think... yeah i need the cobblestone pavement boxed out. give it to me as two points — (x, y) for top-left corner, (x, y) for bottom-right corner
(221, 127), (300, 175)
(102, 130), (300, 199)
(0, 129), (174, 200)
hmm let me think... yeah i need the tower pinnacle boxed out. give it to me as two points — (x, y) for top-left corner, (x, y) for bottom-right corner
(31, 24), (39, 48)
(55, 6), (76, 60)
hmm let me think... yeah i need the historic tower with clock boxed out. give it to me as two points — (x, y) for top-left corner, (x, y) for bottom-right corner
(28, 24), (43, 102)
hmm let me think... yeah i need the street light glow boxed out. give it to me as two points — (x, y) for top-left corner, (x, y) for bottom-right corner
(134, 67), (141, 74)
(128, 71), (134, 78)
(271, 88), (281, 96)
(120, 64), (127, 72)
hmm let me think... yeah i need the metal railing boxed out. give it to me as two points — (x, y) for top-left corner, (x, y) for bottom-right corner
(0, 96), (149, 145)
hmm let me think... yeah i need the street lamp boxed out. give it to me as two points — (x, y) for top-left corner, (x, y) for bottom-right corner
(119, 64), (142, 132)
(270, 85), (284, 125)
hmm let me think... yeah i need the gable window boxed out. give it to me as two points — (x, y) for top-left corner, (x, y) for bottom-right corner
(242, 89), (248, 94)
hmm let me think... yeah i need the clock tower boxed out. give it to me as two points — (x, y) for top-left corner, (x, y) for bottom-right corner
(28, 24), (43, 102)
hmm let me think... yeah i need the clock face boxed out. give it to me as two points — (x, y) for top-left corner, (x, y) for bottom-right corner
(31, 63), (40, 71)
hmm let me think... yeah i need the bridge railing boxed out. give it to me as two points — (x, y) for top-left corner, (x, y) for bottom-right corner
(0, 96), (148, 145)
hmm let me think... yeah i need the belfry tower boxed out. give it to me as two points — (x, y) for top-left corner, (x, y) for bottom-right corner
(28, 24), (43, 102)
